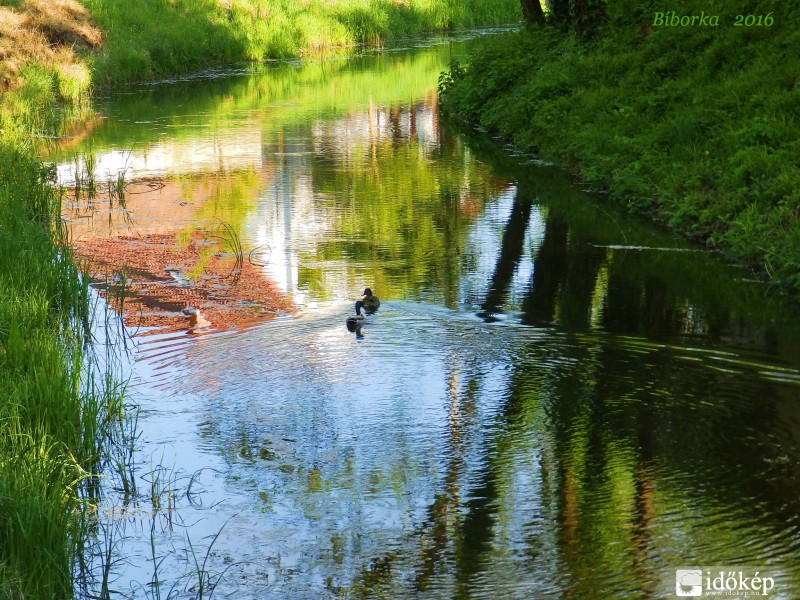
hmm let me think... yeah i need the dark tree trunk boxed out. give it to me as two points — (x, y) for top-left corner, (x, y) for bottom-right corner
(519, 0), (545, 24)
(547, 0), (572, 30)
(572, 0), (607, 38)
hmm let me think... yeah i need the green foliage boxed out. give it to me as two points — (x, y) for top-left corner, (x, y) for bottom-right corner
(545, 0), (607, 39)
(439, 0), (800, 292)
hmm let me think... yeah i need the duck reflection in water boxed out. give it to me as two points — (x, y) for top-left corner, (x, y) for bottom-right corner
(346, 300), (366, 339)
(182, 306), (212, 333)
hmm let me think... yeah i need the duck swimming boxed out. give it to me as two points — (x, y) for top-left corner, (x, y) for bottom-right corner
(361, 288), (380, 313)
(182, 306), (211, 331)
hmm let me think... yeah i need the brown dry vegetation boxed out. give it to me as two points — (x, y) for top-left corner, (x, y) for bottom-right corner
(75, 231), (294, 335)
(0, 0), (101, 90)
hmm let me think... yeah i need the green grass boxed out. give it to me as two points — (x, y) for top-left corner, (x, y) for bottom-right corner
(0, 19), (106, 589)
(0, 65), (93, 143)
(438, 0), (800, 292)
(0, 142), (125, 597)
(80, 0), (521, 85)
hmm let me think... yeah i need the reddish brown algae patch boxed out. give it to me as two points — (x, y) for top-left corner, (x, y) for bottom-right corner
(74, 231), (295, 335)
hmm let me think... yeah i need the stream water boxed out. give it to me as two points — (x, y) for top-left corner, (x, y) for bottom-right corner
(49, 31), (800, 599)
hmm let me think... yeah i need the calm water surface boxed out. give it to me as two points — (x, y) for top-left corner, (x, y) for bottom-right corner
(51, 31), (800, 599)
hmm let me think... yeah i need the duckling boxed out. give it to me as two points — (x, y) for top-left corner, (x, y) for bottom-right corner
(361, 288), (380, 313)
(182, 306), (211, 331)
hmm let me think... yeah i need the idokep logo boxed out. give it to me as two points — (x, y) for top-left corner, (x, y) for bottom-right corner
(674, 567), (776, 597)
(676, 569), (703, 597)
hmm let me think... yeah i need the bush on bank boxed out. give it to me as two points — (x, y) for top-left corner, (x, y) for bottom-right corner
(438, 0), (800, 291)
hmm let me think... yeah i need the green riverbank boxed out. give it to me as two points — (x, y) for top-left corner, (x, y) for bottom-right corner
(0, 142), (124, 597)
(438, 0), (800, 292)
(82, 0), (521, 84)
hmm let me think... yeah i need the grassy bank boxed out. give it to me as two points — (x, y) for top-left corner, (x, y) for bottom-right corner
(0, 142), (123, 597)
(0, 7), (117, 593)
(78, 0), (520, 84)
(0, 6), (103, 587)
(438, 0), (800, 291)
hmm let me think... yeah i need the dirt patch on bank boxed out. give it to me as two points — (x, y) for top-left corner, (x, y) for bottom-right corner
(0, 0), (101, 90)
(75, 230), (294, 335)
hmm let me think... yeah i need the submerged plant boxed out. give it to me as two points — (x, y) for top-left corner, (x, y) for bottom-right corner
(207, 220), (244, 282)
